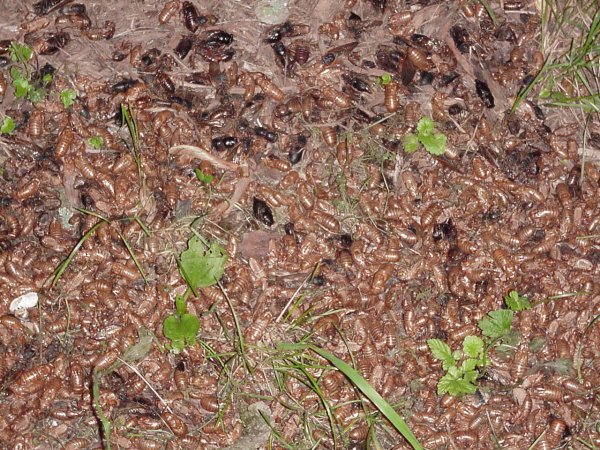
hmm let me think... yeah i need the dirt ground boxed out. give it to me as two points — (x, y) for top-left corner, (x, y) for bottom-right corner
(0, 0), (599, 449)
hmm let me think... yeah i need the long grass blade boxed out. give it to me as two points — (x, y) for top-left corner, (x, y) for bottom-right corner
(279, 343), (423, 449)
(51, 220), (106, 287)
(118, 231), (148, 284)
(308, 345), (423, 449)
(218, 281), (252, 374)
(92, 371), (112, 450)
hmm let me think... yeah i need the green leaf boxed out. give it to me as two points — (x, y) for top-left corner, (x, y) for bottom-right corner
(60, 89), (77, 109)
(13, 77), (31, 98)
(1, 117), (15, 134)
(10, 67), (24, 81)
(462, 369), (479, 384)
(463, 335), (484, 359)
(478, 309), (514, 339)
(88, 136), (104, 149)
(402, 133), (420, 153)
(179, 235), (228, 295)
(42, 73), (53, 86)
(376, 73), (392, 85)
(427, 339), (455, 371)
(447, 365), (461, 377)
(504, 290), (531, 311)
(461, 358), (479, 372)
(194, 167), (214, 184)
(163, 313), (200, 353)
(438, 372), (477, 396)
(420, 132), (446, 156)
(28, 87), (46, 104)
(9, 42), (32, 62)
(416, 117), (434, 136)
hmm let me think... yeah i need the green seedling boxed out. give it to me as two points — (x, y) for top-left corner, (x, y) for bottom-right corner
(376, 73), (392, 86)
(194, 167), (214, 184)
(9, 42), (32, 65)
(8, 43), (48, 104)
(60, 89), (77, 109)
(428, 335), (488, 396)
(504, 290), (531, 311)
(429, 291), (532, 396)
(42, 73), (53, 86)
(1, 116), (15, 134)
(163, 295), (201, 353)
(11, 67), (33, 98)
(163, 234), (228, 353)
(88, 136), (104, 150)
(402, 117), (447, 156)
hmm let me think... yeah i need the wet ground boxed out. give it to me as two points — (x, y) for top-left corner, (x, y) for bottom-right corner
(0, 0), (599, 449)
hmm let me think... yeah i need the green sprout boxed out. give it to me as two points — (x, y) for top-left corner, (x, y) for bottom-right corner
(1, 116), (15, 135)
(427, 335), (488, 396)
(163, 295), (201, 354)
(41, 73), (53, 86)
(429, 290), (533, 396)
(60, 89), (77, 109)
(194, 167), (215, 184)
(11, 67), (32, 98)
(504, 290), (532, 311)
(376, 73), (392, 86)
(403, 117), (447, 156)
(9, 42), (32, 65)
(8, 44), (47, 104)
(88, 136), (104, 150)
(163, 234), (228, 353)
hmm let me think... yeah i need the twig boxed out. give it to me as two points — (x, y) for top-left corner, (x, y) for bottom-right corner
(275, 264), (319, 323)
(116, 358), (174, 414)
(170, 144), (240, 171)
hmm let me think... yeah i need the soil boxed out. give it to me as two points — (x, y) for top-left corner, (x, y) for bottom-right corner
(0, 0), (599, 449)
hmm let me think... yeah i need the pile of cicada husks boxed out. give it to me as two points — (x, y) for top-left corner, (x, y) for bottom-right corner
(0, 0), (599, 448)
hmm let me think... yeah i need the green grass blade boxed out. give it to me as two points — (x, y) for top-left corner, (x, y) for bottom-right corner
(477, 0), (497, 26)
(51, 220), (106, 287)
(306, 345), (423, 450)
(118, 231), (148, 284)
(588, 314), (600, 329)
(527, 430), (546, 450)
(134, 216), (152, 237)
(258, 410), (295, 450)
(294, 362), (341, 449)
(121, 104), (141, 168)
(511, 58), (550, 114)
(74, 207), (109, 221)
(218, 281), (252, 374)
(92, 371), (112, 450)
